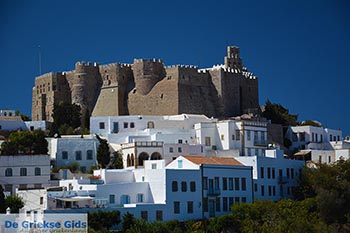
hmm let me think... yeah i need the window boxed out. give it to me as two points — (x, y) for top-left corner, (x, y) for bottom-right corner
(75, 151), (82, 160)
(216, 197), (221, 212)
(151, 163), (157, 169)
(229, 197), (234, 207)
(235, 178), (240, 190)
(272, 168), (276, 179)
(35, 167), (41, 176)
(181, 182), (187, 192)
(286, 168), (290, 178)
(205, 137), (211, 146)
(147, 121), (155, 129)
(338, 136), (340, 141)
(178, 160), (183, 168)
(247, 130), (251, 141)
(20, 168), (27, 176)
(190, 181), (196, 192)
(223, 178), (227, 190)
(19, 184), (27, 190)
(172, 181), (178, 192)
(109, 194), (115, 204)
(156, 210), (163, 221)
(328, 156), (331, 163)
(187, 201), (193, 213)
(120, 195), (130, 204)
(141, 211), (148, 221)
(261, 132), (265, 142)
(214, 177), (220, 190)
(62, 151), (68, 160)
(260, 167), (264, 179)
(203, 177), (208, 190)
(40, 197), (44, 205)
(137, 193), (144, 203)
(113, 122), (119, 133)
(203, 198), (208, 212)
(242, 197), (247, 203)
(80, 166), (86, 173)
(320, 134), (323, 142)
(223, 197), (228, 211)
(273, 186), (276, 196)
(254, 131), (258, 141)
(261, 185), (265, 196)
(268, 186), (272, 196)
(34, 183), (42, 189)
(241, 178), (246, 191)
(178, 139), (183, 144)
(254, 183), (258, 192)
(221, 134), (224, 140)
(231, 134), (235, 140)
(87, 150), (93, 160)
(178, 147), (182, 153)
(235, 130), (240, 140)
(5, 168), (12, 177)
(267, 167), (271, 179)
(174, 201), (180, 214)
(292, 133), (298, 142)
(169, 147), (174, 153)
(229, 178), (233, 190)
(312, 132), (315, 142)
(99, 122), (105, 129)
(124, 122), (128, 128)
(291, 168), (294, 179)
(247, 148), (251, 156)
(130, 122), (135, 128)
(330, 134), (333, 141)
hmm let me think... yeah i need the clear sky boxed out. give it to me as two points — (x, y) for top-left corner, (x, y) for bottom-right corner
(1, 0), (350, 134)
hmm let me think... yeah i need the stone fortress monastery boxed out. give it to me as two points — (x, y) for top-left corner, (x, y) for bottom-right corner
(32, 46), (259, 121)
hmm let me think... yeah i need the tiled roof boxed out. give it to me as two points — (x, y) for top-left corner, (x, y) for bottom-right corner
(183, 156), (243, 166)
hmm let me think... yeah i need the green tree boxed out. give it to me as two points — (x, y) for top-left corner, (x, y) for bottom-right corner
(5, 195), (24, 213)
(88, 210), (120, 231)
(113, 151), (124, 169)
(1, 130), (48, 155)
(96, 135), (110, 168)
(122, 212), (136, 233)
(0, 185), (5, 213)
(262, 100), (298, 126)
(51, 101), (81, 135)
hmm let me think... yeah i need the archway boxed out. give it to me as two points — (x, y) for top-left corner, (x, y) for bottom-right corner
(138, 152), (149, 166)
(151, 152), (162, 160)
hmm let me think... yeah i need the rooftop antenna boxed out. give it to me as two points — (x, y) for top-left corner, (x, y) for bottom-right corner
(38, 45), (42, 75)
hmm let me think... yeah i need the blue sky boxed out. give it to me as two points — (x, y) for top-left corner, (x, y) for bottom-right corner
(1, 0), (350, 134)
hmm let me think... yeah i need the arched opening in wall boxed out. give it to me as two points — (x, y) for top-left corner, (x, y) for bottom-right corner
(127, 154), (131, 167)
(151, 152), (162, 160)
(131, 154), (135, 166)
(147, 121), (155, 129)
(138, 152), (149, 166)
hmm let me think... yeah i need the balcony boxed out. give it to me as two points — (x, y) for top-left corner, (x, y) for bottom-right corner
(206, 188), (221, 196)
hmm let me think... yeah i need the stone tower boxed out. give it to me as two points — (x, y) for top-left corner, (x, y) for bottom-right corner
(132, 59), (166, 95)
(224, 46), (243, 69)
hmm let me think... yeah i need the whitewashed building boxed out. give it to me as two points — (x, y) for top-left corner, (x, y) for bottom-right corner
(286, 125), (342, 151)
(0, 154), (51, 194)
(47, 135), (99, 172)
(236, 149), (305, 201)
(195, 116), (268, 156)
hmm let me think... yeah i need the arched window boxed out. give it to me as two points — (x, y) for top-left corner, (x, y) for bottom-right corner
(138, 152), (149, 166)
(131, 154), (134, 166)
(151, 152), (162, 160)
(5, 168), (12, 177)
(147, 121), (155, 129)
(127, 154), (131, 167)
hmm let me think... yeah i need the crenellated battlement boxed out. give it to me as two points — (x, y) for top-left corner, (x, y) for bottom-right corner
(32, 45), (259, 120)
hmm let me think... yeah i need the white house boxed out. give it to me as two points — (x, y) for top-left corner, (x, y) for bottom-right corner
(236, 149), (305, 201)
(47, 135), (99, 172)
(167, 156), (253, 219)
(0, 154), (51, 194)
(195, 116), (268, 156)
(286, 125), (342, 151)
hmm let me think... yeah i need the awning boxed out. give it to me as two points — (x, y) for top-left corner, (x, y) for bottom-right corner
(55, 197), (94, 202)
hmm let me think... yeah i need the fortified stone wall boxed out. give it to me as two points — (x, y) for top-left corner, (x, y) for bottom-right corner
(32, 46), (260, 122)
